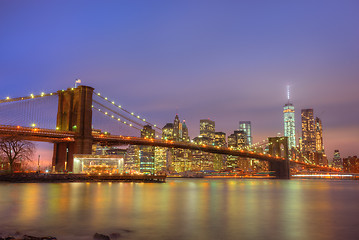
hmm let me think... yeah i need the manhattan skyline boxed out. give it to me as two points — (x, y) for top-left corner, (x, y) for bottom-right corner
(0, 1), (358, 160)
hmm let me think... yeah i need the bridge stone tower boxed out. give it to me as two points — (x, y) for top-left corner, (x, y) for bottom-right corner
(268, 137), (290, 179)
(52, 85), (94, 172)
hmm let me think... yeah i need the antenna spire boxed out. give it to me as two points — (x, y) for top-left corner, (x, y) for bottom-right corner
(287, 85), (290, 103)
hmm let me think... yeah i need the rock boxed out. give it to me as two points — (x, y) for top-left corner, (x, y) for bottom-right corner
(93, 233), (110, 240)
(23, 235), (57, 240)
(109, 233), (121, 239)
(23, 236), (41, 240)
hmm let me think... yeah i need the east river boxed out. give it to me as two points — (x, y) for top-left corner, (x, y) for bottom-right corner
(0, 179), (359, 240)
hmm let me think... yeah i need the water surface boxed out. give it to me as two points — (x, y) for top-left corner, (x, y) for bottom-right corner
(0, 179), (358, 240)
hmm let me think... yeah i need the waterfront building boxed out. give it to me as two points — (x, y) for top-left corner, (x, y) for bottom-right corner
(200, 119), (215, 142)
(214, 132), (227, 171)
(192, 136), (213, 171)
(283, 103), (296, 150)
(140, 125), (155, 174)
(226, 130), (249, 171)
(343, 156), (359, 173)
(124, 145), (140, 172)
(73, 154), (125, 174)
(154, 147), (167, 173)
(239, 121), (252, 146)
(301, 109), (316, 161)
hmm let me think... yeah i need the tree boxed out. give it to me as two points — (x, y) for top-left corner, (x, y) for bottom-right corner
(0, 135), (35, 172)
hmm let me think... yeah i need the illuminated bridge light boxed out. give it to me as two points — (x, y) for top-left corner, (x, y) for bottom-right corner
(112, 101), (115, 104)
(118, 105), (121, 108)
(97, 93), (101, 96)
(105, 97), (108, 100)
(105, 112), (108, 115)
(142, 119), (146, 121)
(111, 115), (114, 118)
(129, 124), (132, 126)
(137, 116), (140, 118)
(131, 112), (134, 115)
(117, 118), (121, 121)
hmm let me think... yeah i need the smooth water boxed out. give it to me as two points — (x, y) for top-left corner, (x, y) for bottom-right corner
(0, 179), (358, 240)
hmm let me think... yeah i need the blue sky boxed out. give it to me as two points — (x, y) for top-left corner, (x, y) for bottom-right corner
(1, 0), (359, 162)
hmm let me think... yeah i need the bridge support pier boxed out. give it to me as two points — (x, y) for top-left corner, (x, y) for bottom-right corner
(269, 160), (290, 179)
(53, 142), (75, 172)
(52, 85), (94, 172)
(268, 137), (290, 179)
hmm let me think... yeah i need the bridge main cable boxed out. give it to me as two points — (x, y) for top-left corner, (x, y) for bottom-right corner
(0, 92), (57, 104)
(93, 92), (162, 132)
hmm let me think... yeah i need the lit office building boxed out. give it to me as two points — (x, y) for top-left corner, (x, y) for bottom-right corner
(226, 130), (249, 171)
(332, 150), (342, 168)
(214, 132), (227, 171)
(182, 120), (189, 142)
(161, 115), (192, 173)
(192, 136), (213, 171)
(283, 103), (296, 150)
(140, 125), (155, 174)
(200, 119), (215, 142)
(315, 117), (324, 153)
(301, 109), (316, 161)
(173, 114), (182, 141)
(343, 156), (359, 173)
(124, 145), (140, 173)
(239, 121), (252, 146)
(214, 132), (227, 147)
(162, 123), (174, 140)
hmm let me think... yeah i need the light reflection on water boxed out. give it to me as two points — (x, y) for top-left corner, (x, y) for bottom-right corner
(0, 179), (358, 240)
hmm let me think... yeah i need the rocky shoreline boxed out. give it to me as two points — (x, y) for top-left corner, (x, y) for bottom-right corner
(0, 172), (166, 183)
(0, 231), (131, 240)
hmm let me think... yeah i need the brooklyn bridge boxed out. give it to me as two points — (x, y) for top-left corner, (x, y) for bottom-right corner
(0, 85), (338, 179)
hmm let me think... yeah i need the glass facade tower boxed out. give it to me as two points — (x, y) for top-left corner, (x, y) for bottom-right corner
(239, 121), (252, 146)
(283, 103), (296, 150)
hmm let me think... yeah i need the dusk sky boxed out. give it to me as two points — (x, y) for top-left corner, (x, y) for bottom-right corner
(1, 0), (358, 163)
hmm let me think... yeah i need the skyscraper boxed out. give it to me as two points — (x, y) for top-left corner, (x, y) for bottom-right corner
(315, 117), (324, 153)
(173, 114), (182, 141)
(283, 103), (296, 150)
(332, 150), (342, 168)
(200, 119), (215, 141)
(239, 121), (252, 146)
(301, 109), (316, 160)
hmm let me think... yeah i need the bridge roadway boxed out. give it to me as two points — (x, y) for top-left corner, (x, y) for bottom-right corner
(0, 125), (75, 142)
(0, 125), (339, 171)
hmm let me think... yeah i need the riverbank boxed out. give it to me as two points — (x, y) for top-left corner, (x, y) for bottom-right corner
(0, 173), (166, 183)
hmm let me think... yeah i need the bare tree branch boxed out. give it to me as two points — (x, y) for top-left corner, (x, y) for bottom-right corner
(0, 135), (35, 172)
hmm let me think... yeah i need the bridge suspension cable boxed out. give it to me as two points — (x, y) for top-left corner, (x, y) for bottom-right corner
(91, 105), (142, 131)
(92, 99), (146, 130)
(93, 92), (162, 132)
(0, 92), (57, 104)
